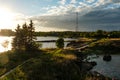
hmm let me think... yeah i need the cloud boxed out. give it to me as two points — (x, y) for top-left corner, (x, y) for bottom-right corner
(28, 7), (120, 31)
(70, 0), (77, 4)
(83, 0), (97, 4)
(111, 0), (120, 3)
(43, 0), (113, 16)
(36, 0), (120, 20)
(29, 14), (77, 31)
(15, 0), (120, 31)
(44, 4), (78, 16)
(58, 0), (66, 5)
(79, 0), (110, 8)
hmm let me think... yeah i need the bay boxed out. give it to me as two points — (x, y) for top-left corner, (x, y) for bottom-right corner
(0, 36), (75, 52)
(90, 55), (120, 79)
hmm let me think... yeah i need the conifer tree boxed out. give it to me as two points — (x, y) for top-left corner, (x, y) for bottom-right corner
(12, 20), (39, 51)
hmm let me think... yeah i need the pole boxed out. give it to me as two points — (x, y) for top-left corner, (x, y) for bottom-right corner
(76, 12), (78, 32)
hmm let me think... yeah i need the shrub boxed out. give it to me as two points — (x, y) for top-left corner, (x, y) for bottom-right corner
(56, 38), (64, 49)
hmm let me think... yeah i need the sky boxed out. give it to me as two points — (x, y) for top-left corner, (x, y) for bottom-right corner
(0, 0), (120, 31)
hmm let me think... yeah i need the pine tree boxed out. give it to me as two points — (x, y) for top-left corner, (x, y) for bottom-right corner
(12, 20), (39, 51)
(12, 24), (22, 50)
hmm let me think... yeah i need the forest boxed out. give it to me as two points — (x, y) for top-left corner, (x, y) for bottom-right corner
(0, 29), (120, 38)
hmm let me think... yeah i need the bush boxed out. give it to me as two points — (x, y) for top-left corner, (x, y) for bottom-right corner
(56, 38), (64, 48)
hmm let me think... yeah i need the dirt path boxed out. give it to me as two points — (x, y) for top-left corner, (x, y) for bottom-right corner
(0, 58), (32, 79)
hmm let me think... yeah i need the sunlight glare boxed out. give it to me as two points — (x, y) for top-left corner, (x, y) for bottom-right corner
(0, 37), (12, 53)
(0, 7), (15, 29)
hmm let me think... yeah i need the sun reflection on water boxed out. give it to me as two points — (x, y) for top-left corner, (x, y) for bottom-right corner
(0, 36), (13, 53)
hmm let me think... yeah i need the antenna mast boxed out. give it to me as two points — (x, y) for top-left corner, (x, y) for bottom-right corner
(76, 12), (78, 32)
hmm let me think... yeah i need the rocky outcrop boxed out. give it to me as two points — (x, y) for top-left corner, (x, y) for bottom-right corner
(103, 54), (112, 61)
(74, 60), (97, 72)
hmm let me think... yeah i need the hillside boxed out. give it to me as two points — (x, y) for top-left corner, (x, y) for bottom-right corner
(0, 49), (111, 80)
(83, 38), (120, 54)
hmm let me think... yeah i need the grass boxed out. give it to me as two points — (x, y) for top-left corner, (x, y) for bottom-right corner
(0, 48), (112, 80)
(0, 49), (82, 80)
(0, 50), (43, 76)
(83, 38), (120, 54)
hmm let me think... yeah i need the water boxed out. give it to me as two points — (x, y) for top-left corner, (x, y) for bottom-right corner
(90, 55), (120, 79)
(36, 36), (74, 48)
(0, 36), (74, 52)
(0, 36), (13, 52)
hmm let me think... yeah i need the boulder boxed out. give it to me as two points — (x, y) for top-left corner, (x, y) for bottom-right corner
(103, 55), (112, 61)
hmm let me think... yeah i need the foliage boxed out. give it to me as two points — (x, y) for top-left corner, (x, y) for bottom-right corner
(12, 20), (39, 51)
(0, 49), (80, 80)
(0, 29), (120, 39)
(35, 30), (120, 38)
(83, 39), (120, 54)
(56, 38), (64, 48)
(0, 49), (111, 80)
(0, 50), (42, 77)
(3, 68), (27, 80)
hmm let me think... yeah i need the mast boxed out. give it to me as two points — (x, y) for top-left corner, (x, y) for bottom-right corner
(76, 12), (78, 32)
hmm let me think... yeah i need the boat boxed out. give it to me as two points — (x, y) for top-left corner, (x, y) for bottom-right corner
(103, 54), (112, 61)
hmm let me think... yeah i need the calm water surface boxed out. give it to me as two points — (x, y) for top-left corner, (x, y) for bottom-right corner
(0, 36), (74, 52)
(36, 36), (75, 48)
(90, 55), (120, 79)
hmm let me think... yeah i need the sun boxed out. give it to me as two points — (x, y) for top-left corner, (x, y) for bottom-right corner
(0, 7), (15, 29)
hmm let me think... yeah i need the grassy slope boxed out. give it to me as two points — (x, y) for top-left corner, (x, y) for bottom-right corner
(83, 38), (120, 54)
(0, 48), (112, 80)
(0, 50), (42, 76)
(0, 49), (84, 80)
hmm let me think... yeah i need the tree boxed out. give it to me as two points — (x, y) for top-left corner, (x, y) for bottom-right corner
(12, 20), (39, 51)
(12, 24), (22, 50)
(56, 38), (64, 49)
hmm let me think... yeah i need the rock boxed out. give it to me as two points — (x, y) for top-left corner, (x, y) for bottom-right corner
(103, 55), (112, 61)
(90, 61), (97, 66)
(88, 71), (112, 80)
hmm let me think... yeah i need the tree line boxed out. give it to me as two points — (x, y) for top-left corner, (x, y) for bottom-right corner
(35, 30), (120, 38)
(0, 23), (120, 38)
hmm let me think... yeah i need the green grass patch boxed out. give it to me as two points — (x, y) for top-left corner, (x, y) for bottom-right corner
(0, 50), (43, 76)
(83, 38), (120, 54)
(0, 49), (111, 80)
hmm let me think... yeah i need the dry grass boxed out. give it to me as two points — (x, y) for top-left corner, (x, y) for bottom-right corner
(64, 54), (77, 60)
(108, 38), (120, 41)
(77, 38), (95, 42)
